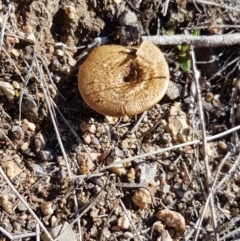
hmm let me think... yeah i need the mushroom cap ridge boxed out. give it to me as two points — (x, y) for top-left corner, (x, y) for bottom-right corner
(78, 40), (169, 117)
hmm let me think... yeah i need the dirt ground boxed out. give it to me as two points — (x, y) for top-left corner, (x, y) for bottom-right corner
(1, 0), (240, 241)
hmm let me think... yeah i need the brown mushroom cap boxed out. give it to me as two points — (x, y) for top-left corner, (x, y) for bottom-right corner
(78, 40), (169, 117)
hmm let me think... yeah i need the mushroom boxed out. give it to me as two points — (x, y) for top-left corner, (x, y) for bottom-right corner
(78, 40), (169, 117)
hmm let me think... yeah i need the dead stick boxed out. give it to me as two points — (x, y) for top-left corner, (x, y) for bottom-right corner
(141, 33), (240, 47)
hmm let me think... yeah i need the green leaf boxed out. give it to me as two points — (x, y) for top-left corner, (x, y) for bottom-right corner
(192, 29), (199, 36)
(180, 55), (191, 72)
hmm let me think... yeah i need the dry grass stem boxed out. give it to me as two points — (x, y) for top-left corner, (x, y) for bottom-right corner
(189, 0), (240, 11)
(142, 33), (240, 47)
(99, 125), (240, 172)
(119, 199), (143, 241)
(35, 56), (72, 178)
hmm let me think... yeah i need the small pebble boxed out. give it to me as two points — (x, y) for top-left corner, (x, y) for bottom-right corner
(23, 25), (33, 33)
(132, 188), (152, 209)
(12, 81), (20, 89)
(83, 133), (91, 144)
(107, 157), (127, 176)
(28, 122), (36, 132)
(97, 126), (105, 134)
(104, 116), (118, 124)
(17, 202), (28, 211)
(41, 201), (54, 216)
(117, 214), (130, 229)
(34, 132), (46, 152)
(68, 55), (77, 66)
(218, 140), (227, 150)
(153, 221), (164, 232)
(6, 36), (19, 44)
(55, 49), (64, 57)
(11, 48), (20, 58)
(79, 121), (88, 132)
(87, 124), (96, 134)
(91, 136), (100, 145)
(156, 209), (185, 231)
(127, 168), (135, 180)
(25, 33), (36, 44)
(21, 142), (29, 151)
(64, 5), (76, 19)
(77, 152), (95, 174)
(39, 150), (54, 161)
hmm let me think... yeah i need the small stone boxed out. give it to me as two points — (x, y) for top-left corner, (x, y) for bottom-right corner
(165, 103), (192, 143)
(10, 125), (24, 140)
(111, 146), (124, 158)
(212, 94), (221, 107)
(27, 122), (36, 132)
(91, 136), (100, 145)
(23, 25), (33, 34)
(0, 194), (8, 205)
(127, 168), (135, 180)
(68, 55), (77, 66)
(77, 152), (95, 174)
(119, 139), (129, 149)
(107, 157), (127, 176)
(25, 33), (36, 44)
(161, 133), (172, 145)
(199, 203), (212, 219)
(6, 36), (19, 44)
(39, 150), (54, 161)
(1, 161), (22, 180)
(122, 232), (133, 239)
(218, 140), (227, 150)
(12, 81), (20, 89)
(205, 92), (214, 102)
(137, 162), (157, 183)
(119, 9), (137, 26)
(122, 115), (129, 122)
(132, 188), (152, 209)
(79, 121), (88, 132)
(87, 124), (96, 134)
(34, 132), (46, 152)
(156, 230), (173, 241)
(50, 216), (59, 227)
(96, 126), (105, 134)
(0, 81), (15, 98)
(0, 198), (13, 214)
(183, 145), (193, 154)
(41, 201), (54, 216)
(102, 227), (111, 238)
(200, 143), (217, 157)
(11, 48), (20, 58)
(83, 133), (91, 144)
(41, 221), (77, 241)
(113, 0), (122, 4)
(21, 142), (29, 151)
(156, 209), (185, 231)
(176, 0), (186, 6)
(117, 214), (130, 229)
(64, 5), (76, 19)
(17, 202), (28, 211)
(153, 221), (164, 232)
(21, 120), (29, 131)
(163, 195), (173, 205)
(16, 31), (25, 38)
(55, 49), (64, 57)
(104, 116), (118, 124)
(166, 81), (181, 100)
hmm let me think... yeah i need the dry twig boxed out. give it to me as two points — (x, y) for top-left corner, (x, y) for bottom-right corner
(141, 33), (240, 47)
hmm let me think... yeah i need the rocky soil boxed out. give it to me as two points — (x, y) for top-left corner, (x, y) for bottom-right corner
(0, 0), (240, 241)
